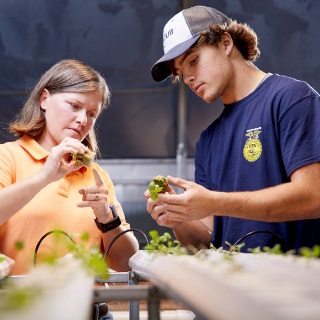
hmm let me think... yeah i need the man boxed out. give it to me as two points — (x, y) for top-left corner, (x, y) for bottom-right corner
(145, 6), (320, 253)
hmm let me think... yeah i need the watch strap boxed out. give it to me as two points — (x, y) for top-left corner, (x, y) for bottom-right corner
(94, 205), (121, 233)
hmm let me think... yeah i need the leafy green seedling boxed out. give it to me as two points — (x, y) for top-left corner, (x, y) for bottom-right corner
(299, 244), (320, 259)
(148, 176), (169, 201)
(144, 230), (187, 255)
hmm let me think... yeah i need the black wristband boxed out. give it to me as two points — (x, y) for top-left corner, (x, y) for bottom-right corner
(94, 205), (121, 233)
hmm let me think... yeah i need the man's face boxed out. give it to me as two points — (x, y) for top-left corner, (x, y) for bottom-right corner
(173, 43), (233, 103)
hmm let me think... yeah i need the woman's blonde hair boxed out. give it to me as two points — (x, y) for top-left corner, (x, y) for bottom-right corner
(9, 59), (110, 152)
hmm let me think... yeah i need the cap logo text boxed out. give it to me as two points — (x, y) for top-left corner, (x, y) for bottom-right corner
(163, 29), (173, 42)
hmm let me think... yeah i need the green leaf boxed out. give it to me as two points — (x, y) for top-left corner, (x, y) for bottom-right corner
(15, 240), (24, 250)
(144, 230), (187, 255)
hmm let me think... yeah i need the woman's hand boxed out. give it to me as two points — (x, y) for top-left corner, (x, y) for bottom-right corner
(77, 168), (112, 222)
(40, 137), (88, 183)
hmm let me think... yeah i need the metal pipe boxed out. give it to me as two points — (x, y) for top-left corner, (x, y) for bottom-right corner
(176, 0), (196, 181)
(176, 82), (187, 182)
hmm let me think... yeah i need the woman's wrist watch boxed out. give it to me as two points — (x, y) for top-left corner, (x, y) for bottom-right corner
(94, 205), (121, 233)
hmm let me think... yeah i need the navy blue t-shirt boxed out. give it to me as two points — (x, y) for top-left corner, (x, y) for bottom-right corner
(195, 74), (320, 252)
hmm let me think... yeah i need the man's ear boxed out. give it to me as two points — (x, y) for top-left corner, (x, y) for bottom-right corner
(39, 88), (50, 111)
(221, 32), (233, 56)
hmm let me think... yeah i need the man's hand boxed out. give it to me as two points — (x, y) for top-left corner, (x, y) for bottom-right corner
(156, 176), (214, 222)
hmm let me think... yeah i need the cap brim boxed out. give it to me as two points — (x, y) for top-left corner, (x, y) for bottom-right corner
(151, 35), (200, 82)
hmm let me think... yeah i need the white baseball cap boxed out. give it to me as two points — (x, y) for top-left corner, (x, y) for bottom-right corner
(151, 6), (231, 82)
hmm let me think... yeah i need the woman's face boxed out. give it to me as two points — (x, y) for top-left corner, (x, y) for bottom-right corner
(39, 89), (102, 149)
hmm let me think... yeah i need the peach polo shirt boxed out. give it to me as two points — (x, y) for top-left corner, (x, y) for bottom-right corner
(0, 135), (129, 274)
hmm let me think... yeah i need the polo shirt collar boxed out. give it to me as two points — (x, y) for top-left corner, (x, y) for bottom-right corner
(17, 135), (49, 160)
(17, 135), (88, 174)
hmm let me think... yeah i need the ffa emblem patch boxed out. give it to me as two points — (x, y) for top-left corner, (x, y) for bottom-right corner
(243, 128), (262, 162)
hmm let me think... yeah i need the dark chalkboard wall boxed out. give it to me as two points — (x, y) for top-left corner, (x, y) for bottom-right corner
(0, 0), (319, 159)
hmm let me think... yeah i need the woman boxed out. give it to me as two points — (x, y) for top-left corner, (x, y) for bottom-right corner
(0, 59), (139, 275)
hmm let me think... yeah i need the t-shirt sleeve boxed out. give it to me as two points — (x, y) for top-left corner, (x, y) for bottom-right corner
(279, 91), (320, 176)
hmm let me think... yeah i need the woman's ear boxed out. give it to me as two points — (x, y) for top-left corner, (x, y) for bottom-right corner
(39, 89), (49, 111)
(221, 32), (233, 56)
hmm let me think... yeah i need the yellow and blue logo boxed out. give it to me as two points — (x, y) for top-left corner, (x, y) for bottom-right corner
(243, 128), (262, 162)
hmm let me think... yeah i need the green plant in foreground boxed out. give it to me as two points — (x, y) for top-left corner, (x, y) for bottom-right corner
(248, 244), (285, 255)
(248, 243), (320, 258)
(144, 230), (188, 255)
(15, 240), (24, 251)
(0, 284), (42, 312)
(0, 231), (110, 312)
(67, 232), (109, 279)
(144, 231), (247, 258)
(31, 231), (109, 279)
(299, 244), (320, 258)
(225, 241), (245, 254)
